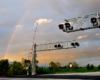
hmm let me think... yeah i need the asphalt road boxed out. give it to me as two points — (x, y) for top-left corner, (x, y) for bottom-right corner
(0, 72), (100, 79)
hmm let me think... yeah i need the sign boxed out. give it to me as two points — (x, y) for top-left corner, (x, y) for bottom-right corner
(27, 63), (29, 66)
(70, 64), (72, 68)
(26, 67), (29, 70)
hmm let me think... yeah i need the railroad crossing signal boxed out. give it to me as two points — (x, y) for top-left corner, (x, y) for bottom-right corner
(91, 17), (98, 26)
(71, 42), (80, 47)
(59, 11), (100, 33)
(24, 60), (30, 63)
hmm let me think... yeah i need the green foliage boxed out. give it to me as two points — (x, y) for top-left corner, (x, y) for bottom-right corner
(49, 61), (61, 71)
(0, 59), (9, 76)
(36, 67), (48, 74)
(86, 64), (94, 70)
(86, 64), (91, 70)
(90, 64), (94, 70)
(98, 65), (100, 70)
(66, 61), (79, 70)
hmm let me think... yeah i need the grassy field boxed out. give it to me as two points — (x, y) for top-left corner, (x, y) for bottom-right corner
(43, 67), (100, 74)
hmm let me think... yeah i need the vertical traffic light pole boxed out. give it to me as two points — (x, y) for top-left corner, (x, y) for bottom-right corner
(32, 43), (36, 75)
(97, 11), (100, 26)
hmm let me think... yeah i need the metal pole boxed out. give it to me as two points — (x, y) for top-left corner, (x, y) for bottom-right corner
(97, 11), (100, 26)
(27, 65), (29, 75)
(32, 43), (36, 75)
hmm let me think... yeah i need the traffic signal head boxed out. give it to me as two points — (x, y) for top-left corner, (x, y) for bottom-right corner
(65, 23), (70, 28)
(71, 42), (80, 47)
(24, 60), (27, 63)
(59, 24), (63, 29)
(71, 43), (75, 47)
(65, 23), (73, 30)
(58, 44), (61, 48)
(75, 42), (79, 47)
(24, 60), (30, 63)
(54, 45), (57, 48)
(91, 18), (97, 23)
(91, 18), (98, 26)
(27, 60), (30, 63)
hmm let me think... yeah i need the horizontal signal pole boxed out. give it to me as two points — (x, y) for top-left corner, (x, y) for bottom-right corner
(66, 25), (100, 33)
(36, 47), (75, 52)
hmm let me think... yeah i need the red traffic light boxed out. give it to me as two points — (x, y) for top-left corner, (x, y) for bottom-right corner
(24, 60), (27, 63)
(27, 60), (30, 63)
(65, 23), (70, 28)
(91, 18), (97, 23)
(59, 24), (63, 29)
(24, 60), (30, 63)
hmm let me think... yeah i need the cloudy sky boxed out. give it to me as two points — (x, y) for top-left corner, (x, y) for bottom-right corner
(0, 0), (100, 67)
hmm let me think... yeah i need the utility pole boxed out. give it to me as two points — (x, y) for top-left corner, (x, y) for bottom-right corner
(32, 43), (36, 75)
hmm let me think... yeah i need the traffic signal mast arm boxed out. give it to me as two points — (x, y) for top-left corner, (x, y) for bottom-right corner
(59, 11), (100, 33)
(35, 40), (79, 52)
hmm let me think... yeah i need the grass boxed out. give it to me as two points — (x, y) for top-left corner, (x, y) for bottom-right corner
(43, 67), (100, 74)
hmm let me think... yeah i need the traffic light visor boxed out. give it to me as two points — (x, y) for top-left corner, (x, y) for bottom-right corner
(65, 23), (70, 28)
(58, 44), (61, 47)
(91, 18), (97, 23)
(75, 42), (79, 46)
(28, 60), (30, 63)
(71, 43), (74, 46)
(59, 24), (63, 29)
(54, 45), (57, 48)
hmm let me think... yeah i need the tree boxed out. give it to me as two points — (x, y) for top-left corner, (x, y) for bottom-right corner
(12, 61), (23, 75)
(98, 65), (100, 70)
(86, 64), (91, 70)
(66, 61), (79, 70)
(90, 64), (94, 70)
(49, 61), (61, 71)
(0, 59), (9, 76)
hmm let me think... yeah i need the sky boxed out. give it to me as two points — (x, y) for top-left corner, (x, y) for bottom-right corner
(0, 0), (100, 67)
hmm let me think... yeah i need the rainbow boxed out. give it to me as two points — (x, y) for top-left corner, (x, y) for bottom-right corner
(4, 11), (29, 59)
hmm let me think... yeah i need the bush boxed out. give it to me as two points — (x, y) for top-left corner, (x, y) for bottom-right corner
(98, 65), (100, 70)
(36, 67), (47, 74)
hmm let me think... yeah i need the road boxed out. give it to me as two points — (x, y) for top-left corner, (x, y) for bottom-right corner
(0, 72), (100, 80)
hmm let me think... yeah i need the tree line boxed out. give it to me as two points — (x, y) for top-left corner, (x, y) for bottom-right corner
(0, 58), (100, 76)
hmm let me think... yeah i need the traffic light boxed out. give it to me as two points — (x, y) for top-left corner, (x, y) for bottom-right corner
(71, 42), (80, 47)
(24, 60), (30, 63)
(91, 17), (98, 26)
(54, 44), (63, 49)
(71, 43), (75, 47)
(27, 60), (30, 63)
(59, 24), (63, 29)
(58, 44), (61, 48)
(24, 60), (27, 63)
(75, 42), (79, 46)
(54, 45), (57, 48)
(65, 23), (73, 30)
